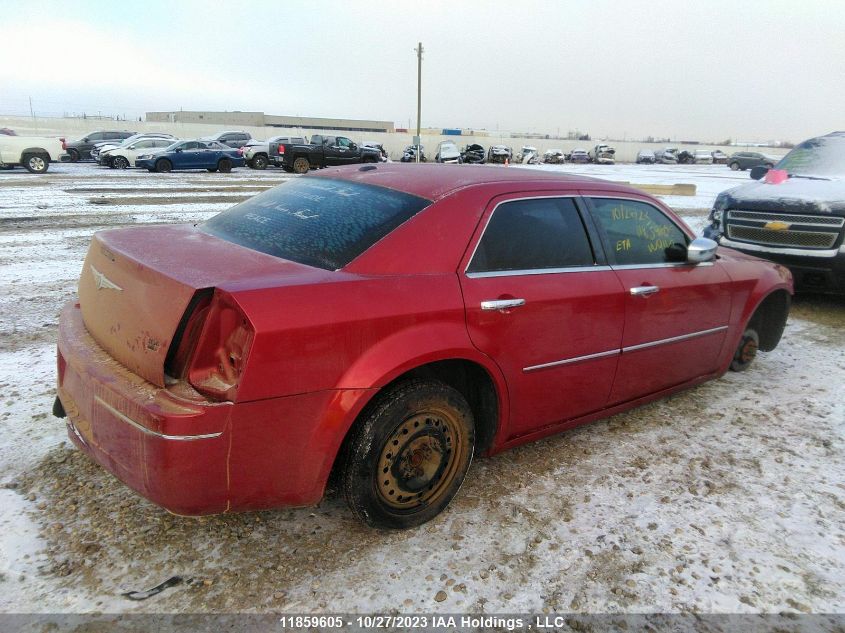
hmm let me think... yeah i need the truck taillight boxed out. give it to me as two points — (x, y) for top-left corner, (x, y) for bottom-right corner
(60, 138), (66, 150)
(278, 144), (285, 154)
(185, 291), (254, 402)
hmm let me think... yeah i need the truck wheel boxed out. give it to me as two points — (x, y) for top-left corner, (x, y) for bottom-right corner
(340, 379), (475, 529)
(730, 328), (759, 372)
(729, 162), (740, 171)
(23, 153), (49, 174)
(154, 158), (172, 173)
(252, 154), (268, 170)
(292, 157), (310, 174)
(68, 149), (80, 162)
(112, 156), (129, 169)
(218, 158), (232, 173)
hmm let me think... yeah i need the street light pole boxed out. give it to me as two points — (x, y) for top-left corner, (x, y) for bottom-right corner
(415, 42), (424, 164)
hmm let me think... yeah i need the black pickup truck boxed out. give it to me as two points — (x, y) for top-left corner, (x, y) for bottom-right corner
(268, 134), (382, 173)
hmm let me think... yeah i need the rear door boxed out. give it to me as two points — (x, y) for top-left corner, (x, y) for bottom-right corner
(460, 194), (626, 439)
(583, 195), (733, 404)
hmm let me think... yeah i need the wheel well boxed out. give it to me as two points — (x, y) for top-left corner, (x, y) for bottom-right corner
(22, 147), (49, 156)
(329, 360), (500, 487)
(747, 289), (790, 351)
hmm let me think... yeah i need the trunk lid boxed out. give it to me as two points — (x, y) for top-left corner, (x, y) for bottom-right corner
(78, 224), (320, 387)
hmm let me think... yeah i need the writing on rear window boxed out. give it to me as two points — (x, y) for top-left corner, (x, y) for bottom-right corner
(201, 178), (430, 270)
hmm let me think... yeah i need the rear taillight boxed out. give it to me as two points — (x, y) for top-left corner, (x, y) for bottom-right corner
(278, 144), (285, 154)
(185, 291), (254, 402)
(164, 289), (213, 382)
(60, 138), (66, 150)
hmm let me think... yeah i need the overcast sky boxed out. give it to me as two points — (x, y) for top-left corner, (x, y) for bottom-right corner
(1, 1), (842, 142)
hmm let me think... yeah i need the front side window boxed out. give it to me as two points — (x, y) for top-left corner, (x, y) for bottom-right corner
(467, 198), (595, 274)
(589, 198), (688, 266)
(337, 137), (353, 148)
(202, 178), (431, 270)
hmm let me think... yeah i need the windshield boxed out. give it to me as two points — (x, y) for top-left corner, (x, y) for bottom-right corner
(775, 134), (845, 179)
(201, 178), (431, 270)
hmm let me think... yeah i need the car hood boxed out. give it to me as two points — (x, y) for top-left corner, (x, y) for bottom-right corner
(721, 177), (845, 216)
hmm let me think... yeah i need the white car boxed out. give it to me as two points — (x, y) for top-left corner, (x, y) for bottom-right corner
(94, 133), (176, 164)
(0, 132), (69, 173)
(434, 140), (462, 164)
(693, 149), (714, 165)
(516, 145), (540, 164)
(101, 137), (179, 169)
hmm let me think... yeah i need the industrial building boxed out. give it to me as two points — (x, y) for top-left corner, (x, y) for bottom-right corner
(145, 110), (395, 133)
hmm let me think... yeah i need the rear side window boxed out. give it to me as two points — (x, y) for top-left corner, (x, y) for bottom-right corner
(202, 178), (431, 270)
(467, 198), (595, 274)
(589, 198), (688, 266)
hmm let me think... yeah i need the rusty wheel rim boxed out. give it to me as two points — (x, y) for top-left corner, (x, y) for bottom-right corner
(376, 409), (464, 511)
(739, 337), (758, 364)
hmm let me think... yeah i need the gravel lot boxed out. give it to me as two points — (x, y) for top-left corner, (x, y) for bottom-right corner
(0, 162), (842, 615)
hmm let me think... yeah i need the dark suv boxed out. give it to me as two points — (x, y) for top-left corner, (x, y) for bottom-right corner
(704, 131), (845, 293)
(65, 131), (136, 161)
(727, 151), (776, 171)
(200, 131), (252, 149)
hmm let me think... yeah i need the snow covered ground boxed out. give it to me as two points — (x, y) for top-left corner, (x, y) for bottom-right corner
(0, 162), (843, 616)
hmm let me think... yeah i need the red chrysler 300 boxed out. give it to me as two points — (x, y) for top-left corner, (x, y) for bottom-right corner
(54, 164), (793, 528)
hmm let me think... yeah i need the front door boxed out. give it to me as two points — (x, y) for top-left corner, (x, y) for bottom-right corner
(460, 195), (626, 439)
(584, 195), (733, 404)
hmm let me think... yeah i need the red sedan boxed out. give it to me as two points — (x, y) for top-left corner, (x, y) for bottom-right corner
(54, 164), (792, 528)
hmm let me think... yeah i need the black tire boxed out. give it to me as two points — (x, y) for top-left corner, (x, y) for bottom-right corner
(218, 158), (232, 173)
(730, 328), (759, 372)
(68, 148), (80, 163)
(729, 162), (740, 171)
(112, 155), (129, 169)
(155, 158), (172, 173)
(340, 380), (475, 529)
(252, 154), (268, 170)
(23, 153), (49, 174)
(292, 156), (310, 174)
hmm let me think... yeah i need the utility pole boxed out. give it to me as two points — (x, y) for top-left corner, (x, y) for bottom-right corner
(29, 96), (34, 120)
(414, 42), (423, 163)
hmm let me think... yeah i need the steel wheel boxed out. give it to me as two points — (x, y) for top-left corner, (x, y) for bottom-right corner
(293, 157), (310, 174)
(730, 328), (759, 371)
(376, 408), (466, 511)
(113, 155), (129, 169)
(341, 380), (475, 529)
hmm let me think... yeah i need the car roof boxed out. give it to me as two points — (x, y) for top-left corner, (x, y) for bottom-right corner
(310, 163), (613, 200)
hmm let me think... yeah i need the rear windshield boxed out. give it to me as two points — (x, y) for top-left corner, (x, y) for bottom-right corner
(201, 178), (431, 270)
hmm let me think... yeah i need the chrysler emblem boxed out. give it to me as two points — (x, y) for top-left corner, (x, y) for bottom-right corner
(90, 265), (122, 291)
(763, 221), (791, 231)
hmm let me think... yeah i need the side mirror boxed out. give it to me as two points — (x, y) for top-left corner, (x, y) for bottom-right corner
(350, 143), (357, 151)
(128, 145), (136, 150)
(82, 137), (89, 143)
(750, 165), (769, 180)
(687, 237), (718, 264)
(174, 148), (183, 153)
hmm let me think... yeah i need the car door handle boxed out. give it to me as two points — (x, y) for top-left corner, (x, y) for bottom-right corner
(630, 285), (660, 297)
(481, 298), (526, 311)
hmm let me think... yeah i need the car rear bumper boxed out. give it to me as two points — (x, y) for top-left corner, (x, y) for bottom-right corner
(56, 301), (371, 515)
